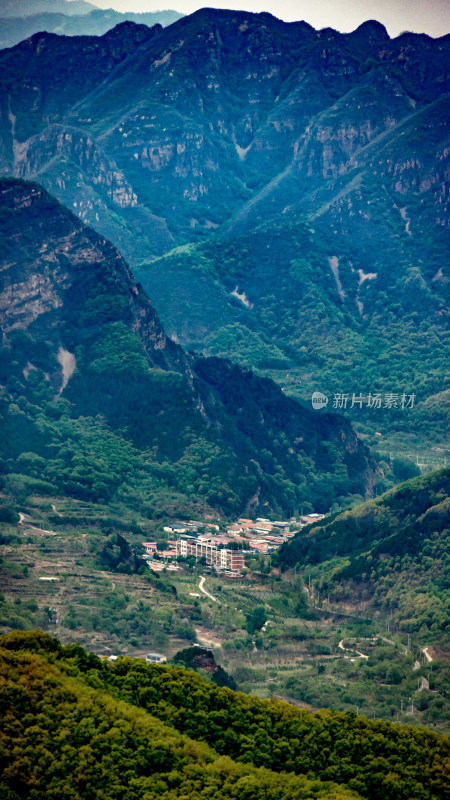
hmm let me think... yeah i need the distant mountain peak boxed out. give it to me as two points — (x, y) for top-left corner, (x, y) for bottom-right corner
(317, 26), (344, 40)
(101, 19), (163, 40)
(351, 19), (390, 41)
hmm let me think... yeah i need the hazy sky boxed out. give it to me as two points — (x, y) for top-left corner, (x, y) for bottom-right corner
(88, 0), (450, 38)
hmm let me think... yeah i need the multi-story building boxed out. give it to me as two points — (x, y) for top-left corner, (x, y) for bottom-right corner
(175, 537), (244, 572)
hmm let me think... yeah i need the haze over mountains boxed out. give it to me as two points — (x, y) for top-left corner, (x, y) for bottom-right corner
(0, 0), (182, 50)
(0, 8), (448, 455)
(0, 0), (96, 13)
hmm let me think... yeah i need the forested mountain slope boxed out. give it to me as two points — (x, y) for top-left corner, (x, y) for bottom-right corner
(279, 467), (450, 634)
(0, 632), (360, 800)
(0, 178), (375, 517)
(1, 630), (449, 800)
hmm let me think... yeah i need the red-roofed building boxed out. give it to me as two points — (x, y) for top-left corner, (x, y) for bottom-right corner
(158, 549), (177, 559)
(227, 524), (244, 534)
(249, 541), (269, 553)
(253, 522), (274, 532)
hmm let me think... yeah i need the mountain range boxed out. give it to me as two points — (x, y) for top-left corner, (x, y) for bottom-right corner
(0, 9), (448, 454)
(0, 177), (376, 518)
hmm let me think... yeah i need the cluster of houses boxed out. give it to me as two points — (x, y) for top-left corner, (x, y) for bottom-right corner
(141, 513), (325, 577)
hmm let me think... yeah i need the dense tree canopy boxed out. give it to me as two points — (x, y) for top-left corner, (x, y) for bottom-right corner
(1, 632), (448, 800)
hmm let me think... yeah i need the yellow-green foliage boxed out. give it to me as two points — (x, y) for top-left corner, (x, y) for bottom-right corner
(0, 631), (360, 800)
(1, 632), (449, 800)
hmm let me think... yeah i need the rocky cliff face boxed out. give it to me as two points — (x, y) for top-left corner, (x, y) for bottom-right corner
(172, 645), (238, 689)
(0, 179), (177, 368)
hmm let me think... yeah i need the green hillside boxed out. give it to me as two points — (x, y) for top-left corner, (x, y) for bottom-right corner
(0, 468), (449, 731)
(0, 630), (449, 800)
(137, 210), (449, 454)
(278, 468), (450, 634)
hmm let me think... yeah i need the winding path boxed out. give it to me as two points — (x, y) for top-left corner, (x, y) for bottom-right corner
(338, 638), (369, 660)
(199, 576), (218, 603)
(18, 512), (58, 535)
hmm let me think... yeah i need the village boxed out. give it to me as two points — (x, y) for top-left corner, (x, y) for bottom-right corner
(141, 513), (325, 578)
